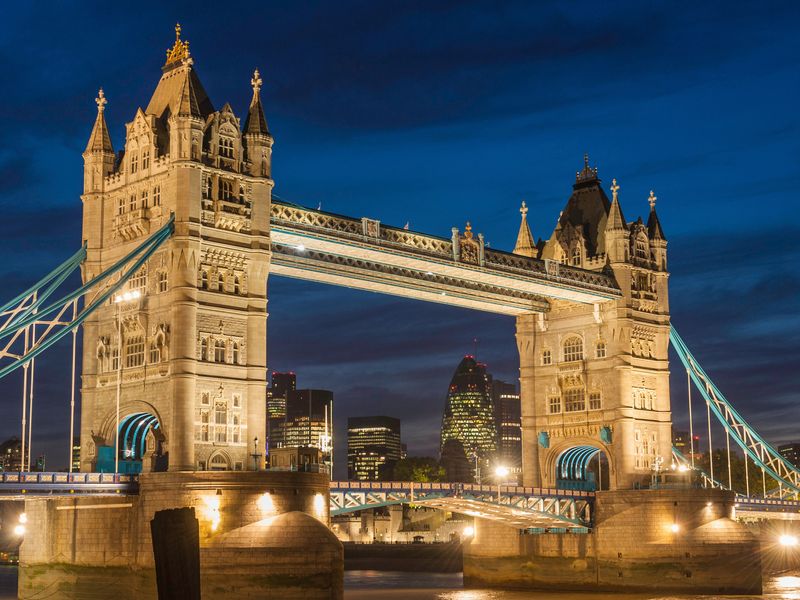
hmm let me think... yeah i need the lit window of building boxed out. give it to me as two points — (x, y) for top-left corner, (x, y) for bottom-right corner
(563, 336), (584, 362)
(564, 388), (585, 412)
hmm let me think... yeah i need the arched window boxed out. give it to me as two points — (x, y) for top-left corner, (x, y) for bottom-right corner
(571, 246), (581, 266)
(200, 338), (209, 361)
(542, 349), (552, 366)
(239, 185), (245, 203)
(563, 336), (584, 362)
(214, 340), (226, 363)
(204, 177), (213, 200)
(635, 237), (649, 259)
(220, 180), (233, 200)
(233, 275), (241, 295)
(232, 342), (240, 364)
(209, 453), (228, 470)
(219, 137), (234, 159)
(200, 270), (208, 289)
(129, 267), (147, 296)
(217, 273), (225, 292)
(125, 335), (145, 368)
(130, 153), (138, 174)
(158, 271), (168, 293)
(142, 149), (150, 170)
(596, 340), (606, 359)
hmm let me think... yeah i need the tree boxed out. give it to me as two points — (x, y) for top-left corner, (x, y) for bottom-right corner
(391, 457), (446, 483)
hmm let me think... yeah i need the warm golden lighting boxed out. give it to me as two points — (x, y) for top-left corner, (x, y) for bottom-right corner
(201, 495), (221, 532)
(314, 493), (326, 517)
(18, 513), (27, 524)
(495, 466), (510, 478)
(13, 524), (25, 537)
(462, 526), (475, 537)
(779, 534), (798, 547)
(257, 492), (275, 514)
(670, 523), (680, 533)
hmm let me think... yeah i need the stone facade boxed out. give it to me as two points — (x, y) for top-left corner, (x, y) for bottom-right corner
(79, 27), (272, 472)
(463, 488), (762, 594)
(514, 158), (671, 489)
(18, 471), (342, 599)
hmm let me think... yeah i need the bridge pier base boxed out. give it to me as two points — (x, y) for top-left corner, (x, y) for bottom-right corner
(464, 488), (762, 594)
(18, 471), (343, 600)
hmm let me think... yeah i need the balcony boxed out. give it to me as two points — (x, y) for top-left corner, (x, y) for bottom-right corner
(113, 209), (150, 241)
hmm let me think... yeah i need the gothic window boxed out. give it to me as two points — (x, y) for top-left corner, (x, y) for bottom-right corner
(210, 453), (228, 469)
(233, 428), (240, 444)
(635, 237), (648, 259)
(200, 338), (209, 361)
(571, 246), (581, 266)
(542, 349), (552, 366)
(239, 185), (245, 202)
(118, 197), (125, 216)
(201, 392), (210, 405)
(201, 411), (210, 425)
(219, 137), (234, 159)
(220, 180), (233, 200)
(204, 177), (213, 200)
(149, 342), (160, 364)
(233, 414), (239, 426)
(215, 405), (228, 443)
(125, 335), (145, 368)
(142, 149), (150, 170)
(158, 271), (168, 293)
(129, 194), (137, 211)
(141, 189), (148, 208)
(191, 139), (199, 160)
(548, 396), (561, 414)
(200, 270), (209, 289)
(214, 340), (226, 363)
(562, 336), (584, 362)
(232, 342), (240, 365)
(201, 426), (209, 443)
(233, 275), (241, 295)
(130, 153), (138, 174)
(129, 267), (147, 295)
(217, 272), (225, 291)
(111, 347), (120, 371)
(233, 394), (241, 408)
(596, 340), (607, 359)
(153, 185), (161, 206)
(564, 388), (585, 412)
(589, 391), (602, 411)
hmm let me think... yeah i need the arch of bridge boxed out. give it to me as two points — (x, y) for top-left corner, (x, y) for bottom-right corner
(545, 438), (613, 490)
(98, 399), (166, 448)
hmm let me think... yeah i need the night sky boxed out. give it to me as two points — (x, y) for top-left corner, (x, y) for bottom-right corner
(1, 2), (798, 478)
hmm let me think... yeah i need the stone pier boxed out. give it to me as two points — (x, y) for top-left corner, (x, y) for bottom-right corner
(464, 488), (762, 594)
(18, 471), (343, 599)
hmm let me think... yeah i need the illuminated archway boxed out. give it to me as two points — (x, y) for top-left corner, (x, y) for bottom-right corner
(118, 412), (167, 473)
(556, 445), (609, 491)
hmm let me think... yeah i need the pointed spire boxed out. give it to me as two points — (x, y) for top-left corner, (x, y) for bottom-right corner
(85, 88), (113, 154)
(175, 70), (202, 117)
(165, 22), (191, 67)
(244, 68), (270, 136)
(575, 152), (599, 183)
(606, 178), (627, 231)
(513, 201), (536, 257)
(647, 190), (666, 240)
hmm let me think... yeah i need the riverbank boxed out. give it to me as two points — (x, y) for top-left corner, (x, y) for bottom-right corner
(344, 542), (462, 572)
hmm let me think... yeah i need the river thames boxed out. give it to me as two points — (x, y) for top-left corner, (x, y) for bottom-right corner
(2, 567), (798, 598)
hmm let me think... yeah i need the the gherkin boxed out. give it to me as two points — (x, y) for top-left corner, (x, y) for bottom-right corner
(440, 356), (497, 464)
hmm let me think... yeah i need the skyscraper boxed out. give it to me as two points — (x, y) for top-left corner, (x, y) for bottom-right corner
(266, 371), (296, 450)
(492, 379), (522, 481)
(440, 355), (497, 480)
(347, 416), (402, 481)
(779, 443), (800, 468)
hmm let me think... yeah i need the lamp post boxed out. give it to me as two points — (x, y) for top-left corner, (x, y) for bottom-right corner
(495, 465), (509, 503)
(113, 290), (140, 474)
(251, 436), (262, 471)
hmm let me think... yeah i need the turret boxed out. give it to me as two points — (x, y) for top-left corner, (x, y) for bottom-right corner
(646, 190), (667, 271)
(243, 69), (274, 178)
(603, 178), (629, 264)
(512, 201), (536, 258)
(82, 88), (115, 194)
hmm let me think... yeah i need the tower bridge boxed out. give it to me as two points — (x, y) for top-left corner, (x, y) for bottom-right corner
(0, 25), (797, 598)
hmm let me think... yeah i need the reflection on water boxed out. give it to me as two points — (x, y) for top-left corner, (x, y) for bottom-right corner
(344, 570), (800, 600)
(1, 567), (798, 599)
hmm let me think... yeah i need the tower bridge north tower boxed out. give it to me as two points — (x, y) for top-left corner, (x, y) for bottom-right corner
(79, 26), (272, 472)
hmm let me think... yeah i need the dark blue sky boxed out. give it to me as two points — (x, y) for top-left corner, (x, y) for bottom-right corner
(1, 1), (798, 475)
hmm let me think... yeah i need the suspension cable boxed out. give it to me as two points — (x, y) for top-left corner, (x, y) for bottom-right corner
(745, 451), (750, 497)
(762, 468), (766, 497)
(687, 369), (694, 469)
(706, 399), (714, 483)
(20, 327), (29, 472)
(726, 430), (732, 491)
(27, 321), (36, 472)
(68, 299), (78, 474)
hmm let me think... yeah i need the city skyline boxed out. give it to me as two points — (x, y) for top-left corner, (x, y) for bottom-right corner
(0, 2), (797, 468)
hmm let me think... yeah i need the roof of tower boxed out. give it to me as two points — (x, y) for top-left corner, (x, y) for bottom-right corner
(244, 69), (270, 136)
(145, 24), (214, 120)
(85, 88), (114, 154)
(556, 155), (612, 256)
(646, 190), (666, 241)
(513, 201), (536, 257)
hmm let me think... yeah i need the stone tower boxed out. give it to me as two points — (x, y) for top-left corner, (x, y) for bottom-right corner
(515, 157), (671, 489)
(79, 26), (273, 472)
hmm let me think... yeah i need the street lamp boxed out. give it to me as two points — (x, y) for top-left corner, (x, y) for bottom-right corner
(495, 465), (509, 503)
(779, 534), (798, 547)
(113, 290), (141, 474)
